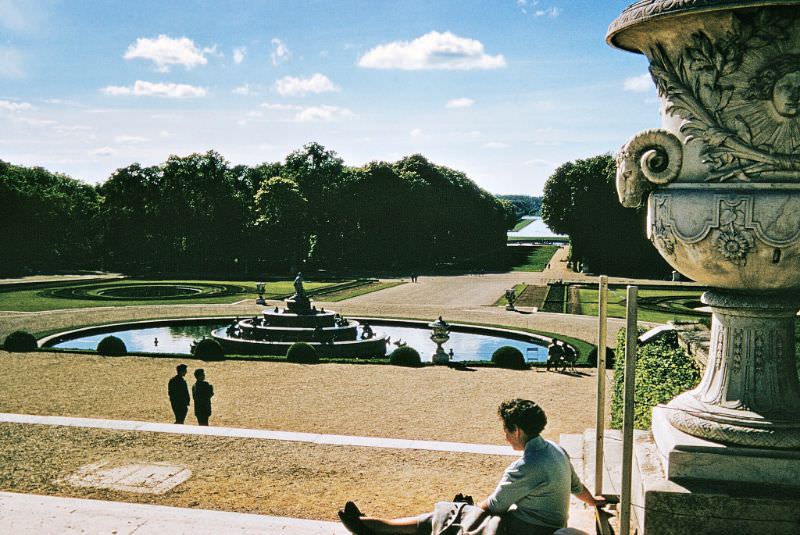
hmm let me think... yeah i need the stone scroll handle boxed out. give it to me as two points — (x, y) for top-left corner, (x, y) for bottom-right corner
(616, 129), (683, 208)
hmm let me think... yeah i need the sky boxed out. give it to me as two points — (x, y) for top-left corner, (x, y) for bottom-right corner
(0, 0), (659, 195)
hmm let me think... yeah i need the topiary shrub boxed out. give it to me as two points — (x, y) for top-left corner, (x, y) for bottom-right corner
(389, 346), (422, 367)
(286, 342), (319, 364)
(193, 338), (225, 360)
(611, 327), (701, 430)
(3, 330), (37, 352)
(97, 335), (127, 356)
(587, 346), (615, 369)
(491, 346), (527, 370)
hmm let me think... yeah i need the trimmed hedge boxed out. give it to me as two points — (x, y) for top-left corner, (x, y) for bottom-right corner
(97, 335), (127, 356)
(611, 327), (701, 430)
(491, 346), (527, 370)
(4, 330), (37, 352)
(193, 338), (225, 360)
(389, 346), (421, 367)
(286, 342), (319, 364)
(587, 346), (615, 369)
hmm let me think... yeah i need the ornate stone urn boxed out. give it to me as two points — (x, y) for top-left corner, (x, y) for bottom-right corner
(429, 316), (451, 365)
(608, 1), (800, 449)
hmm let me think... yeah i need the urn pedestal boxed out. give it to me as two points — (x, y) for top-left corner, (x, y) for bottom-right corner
(608, 1), (800, 532)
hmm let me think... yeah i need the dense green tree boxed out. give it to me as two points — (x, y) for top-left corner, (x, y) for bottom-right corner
(2, 143), (514, 276)
(541, 154), (669, 277)
(254, 177), (310, 270)
(497, 195), (542, 218)
(0, 160), (100, 275)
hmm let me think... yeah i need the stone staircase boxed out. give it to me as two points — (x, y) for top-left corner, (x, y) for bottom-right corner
(559, 429), (624, 534)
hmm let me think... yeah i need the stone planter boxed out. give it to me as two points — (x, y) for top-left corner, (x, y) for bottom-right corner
(608, 1), (800, 449)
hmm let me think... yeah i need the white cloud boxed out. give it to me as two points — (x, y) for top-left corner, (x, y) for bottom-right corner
(0, 46), (24, 78)
(524, 158), (557, 167)
(233, 46), (246, 64)
(261, 102), (303, 111)
(294, 105), (353, 122)
(358, 31), (506, 70)
(233, 83), (255, 95)
(517, 2), (561, 18)
(0, 99), (32, 111)
(89, 147), (116, 157)
(275, 73), (339, 97)
(271, 38), (290, 66)
(0, 0), (33, 32)
(16, 116), (56, 127)
(44, 98), (85, 107)
(624, 73), (653, 93)
(535, 7), (561, 17)
(100, 81), (207, 98)
(124, 35), (212, 72)
(446, 97), (474, 109)
(484, 141), (509, 149)
(54, 124), (91, 133)
(410, 128), (424, 138)
(453, 129), (482, 139)
(114, 135), (148, 144)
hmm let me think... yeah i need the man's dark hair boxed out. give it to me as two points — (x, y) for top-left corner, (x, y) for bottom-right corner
(194, 368), (205, 380)
(498, 398), (547, 438)
(177, 364), (187, 373)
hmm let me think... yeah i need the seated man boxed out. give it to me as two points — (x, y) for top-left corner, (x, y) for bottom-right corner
(338, 399), (604, 535)
(546, 339), (563, 372)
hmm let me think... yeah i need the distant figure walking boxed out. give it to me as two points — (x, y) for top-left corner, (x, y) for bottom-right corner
(192, 368), (214, 426)
(167, 364), (190, 424)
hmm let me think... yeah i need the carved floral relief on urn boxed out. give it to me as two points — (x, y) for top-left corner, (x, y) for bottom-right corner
(609, 1), (800, 449)
(609, 1), (800, 291)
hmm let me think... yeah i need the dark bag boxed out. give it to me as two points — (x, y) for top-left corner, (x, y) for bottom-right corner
(430, 502), (505, 535)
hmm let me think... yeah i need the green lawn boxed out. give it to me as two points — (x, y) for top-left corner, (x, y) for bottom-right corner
(511, 219), (533, 232)
(511, 245), (559, 272)
(576, 287), (706, 324)
(320, 281), (406, 302)
(0, 279), (344, 312)
(506, 236), (569, 244)
(493, 284), (527, 306)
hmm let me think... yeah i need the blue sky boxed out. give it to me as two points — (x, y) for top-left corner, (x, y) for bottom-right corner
(0, 0), (657, 195)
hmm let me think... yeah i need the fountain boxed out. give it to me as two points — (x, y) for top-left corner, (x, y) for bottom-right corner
(211, 273), (387, 358)
(429, 316), (451, 364)
(608, 1), (800, 532)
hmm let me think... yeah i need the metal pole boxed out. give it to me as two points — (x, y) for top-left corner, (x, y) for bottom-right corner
(619, 286), (638, 535)
(594, 275), (608, 497)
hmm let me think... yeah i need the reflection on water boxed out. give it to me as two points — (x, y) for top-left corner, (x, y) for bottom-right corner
(506, 216), (565, 239)
(51, 321), (547, 363)
(373, 325), (546, 363)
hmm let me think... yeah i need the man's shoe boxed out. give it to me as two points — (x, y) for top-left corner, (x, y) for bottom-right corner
(338, 509), (370, 535)
(344, 501), (364, 517)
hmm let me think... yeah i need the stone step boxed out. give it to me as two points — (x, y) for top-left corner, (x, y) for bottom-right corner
(0, 492), (346, 534)
(581, 428), (624, 497)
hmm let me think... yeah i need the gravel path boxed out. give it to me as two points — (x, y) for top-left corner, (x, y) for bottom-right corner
(0, 262), (664, 523)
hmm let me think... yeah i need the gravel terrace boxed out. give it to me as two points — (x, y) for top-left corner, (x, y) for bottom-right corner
(0, 262), (633, 522)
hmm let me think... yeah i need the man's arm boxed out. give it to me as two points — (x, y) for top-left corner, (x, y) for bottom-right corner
(574, 486), (607, 508)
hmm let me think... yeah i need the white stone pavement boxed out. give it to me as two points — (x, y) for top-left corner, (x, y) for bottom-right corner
(0, 492), (347, 534)
(0, 413), (517, 456)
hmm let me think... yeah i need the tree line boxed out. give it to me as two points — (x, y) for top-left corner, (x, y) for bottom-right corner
(541, 154), (670, 278)
(496, 195), (541, 219)
(0, 143), (516, 276)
